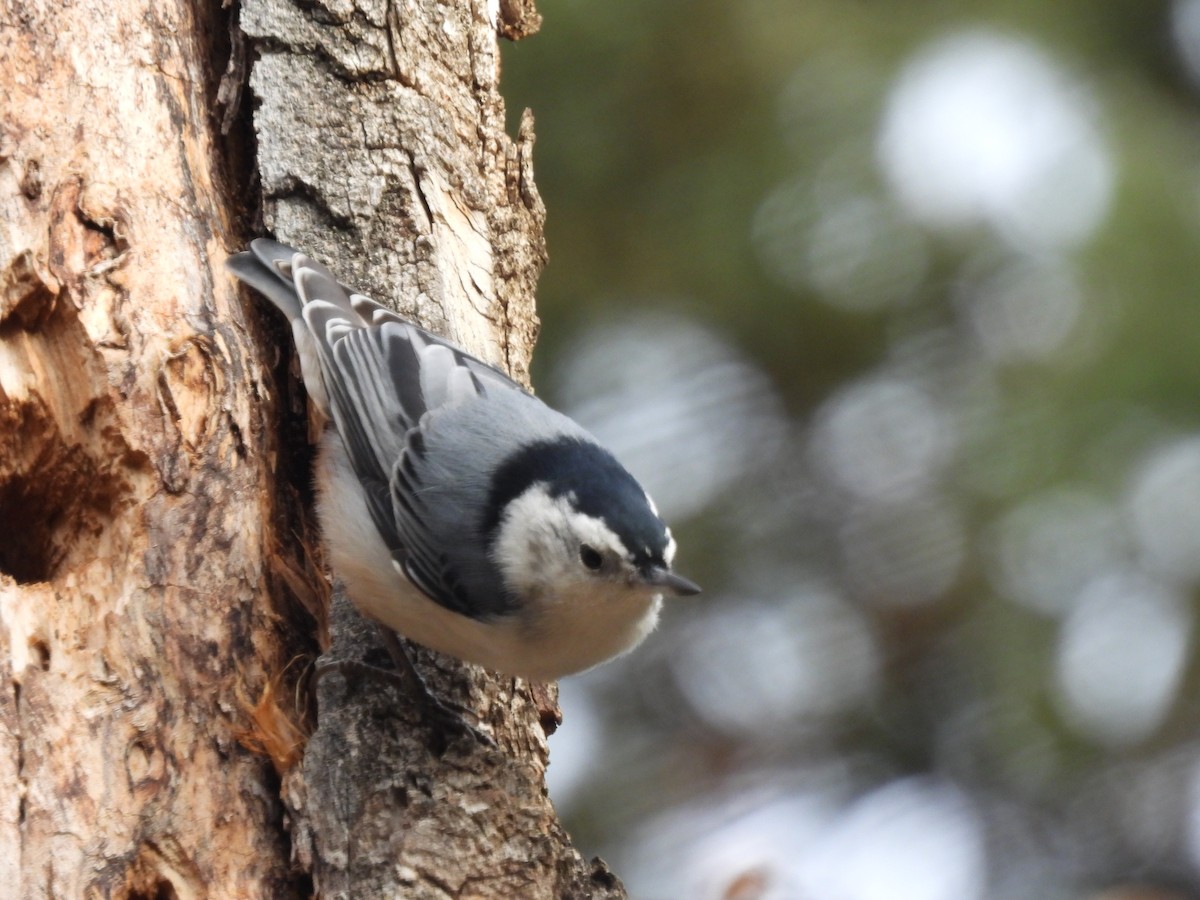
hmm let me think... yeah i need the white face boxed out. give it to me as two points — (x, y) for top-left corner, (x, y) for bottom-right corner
(488, 482), (672, 675)
(491, 483), (658, 602)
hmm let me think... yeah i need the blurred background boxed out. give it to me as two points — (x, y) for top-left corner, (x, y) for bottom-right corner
(503, 2), (1200, 897)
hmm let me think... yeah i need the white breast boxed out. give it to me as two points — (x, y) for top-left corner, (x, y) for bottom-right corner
(314, 431), (662, 680)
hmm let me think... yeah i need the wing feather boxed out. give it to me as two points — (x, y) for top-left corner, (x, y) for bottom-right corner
(225, 239), (530, 616)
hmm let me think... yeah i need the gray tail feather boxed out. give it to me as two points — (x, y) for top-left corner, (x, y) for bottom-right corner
(230, 238), (370, 330)
(225, 239), (304, 321)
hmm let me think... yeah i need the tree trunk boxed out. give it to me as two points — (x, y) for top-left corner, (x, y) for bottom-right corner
(0, 0), (301, 895)
(1, 0), (628, 896)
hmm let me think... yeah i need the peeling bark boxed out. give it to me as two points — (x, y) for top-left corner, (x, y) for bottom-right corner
(0, 0), (300, 896)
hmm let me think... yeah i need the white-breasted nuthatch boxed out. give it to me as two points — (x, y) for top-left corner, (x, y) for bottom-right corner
(228, 240), (699, 685)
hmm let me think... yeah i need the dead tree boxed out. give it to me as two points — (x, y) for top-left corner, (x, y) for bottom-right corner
(0, 0), (626, 895)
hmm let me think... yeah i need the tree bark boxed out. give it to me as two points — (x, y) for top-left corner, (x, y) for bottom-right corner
(0, 0), (302, 896)
(237, 1), (630, 896)
(1, 0), (629, 897)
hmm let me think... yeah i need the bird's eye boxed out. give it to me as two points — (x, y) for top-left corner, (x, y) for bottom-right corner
(579, 544), (603, 571)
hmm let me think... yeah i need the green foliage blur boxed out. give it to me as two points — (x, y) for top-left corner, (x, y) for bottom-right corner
(508, 0), (1200, 412)
(502, 2), (1200, 897)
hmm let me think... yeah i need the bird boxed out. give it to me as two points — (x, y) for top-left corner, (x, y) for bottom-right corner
(227, 239), (699, 725)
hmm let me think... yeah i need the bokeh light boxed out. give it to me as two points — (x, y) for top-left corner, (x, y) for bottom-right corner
(504, 4), (1200, 897)
(986, 487), (1128, 617)
(551, 311), (787, 521)
(877, 30), (1114, 250)
(958, 255), (1086, 366)
(1126, 437), (1200, 583)
(795, 778), (987, 900)
(1054, 570), (1192, 747)
(669, 582), (879, 734)
(1173, 0), (1200, 89)
(752, 173), (929, 311)
(839, 495), (966, 607)
(810, 376), (954, 504)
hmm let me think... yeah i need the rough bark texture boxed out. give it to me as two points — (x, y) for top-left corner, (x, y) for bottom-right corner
(238, 0), (628, 897)
(0, 0), (302, 896)
(0, 0), (626, 894)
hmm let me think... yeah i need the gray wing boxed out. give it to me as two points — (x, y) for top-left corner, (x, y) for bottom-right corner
(227, 238), (532, 617)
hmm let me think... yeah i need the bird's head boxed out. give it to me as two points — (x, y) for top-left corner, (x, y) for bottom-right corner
(486, 437), (700, 608)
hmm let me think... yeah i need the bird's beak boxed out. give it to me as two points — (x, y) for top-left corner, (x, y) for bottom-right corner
(644, 567), (702, 597)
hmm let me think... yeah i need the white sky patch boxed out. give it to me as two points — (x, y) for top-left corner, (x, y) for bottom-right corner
(617, 774), (986, 900)
(543, 678), (605, 813)
(877, 30), (1114, 250)
(796, 778), (987, 900)
(622, 786), (844, 900)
